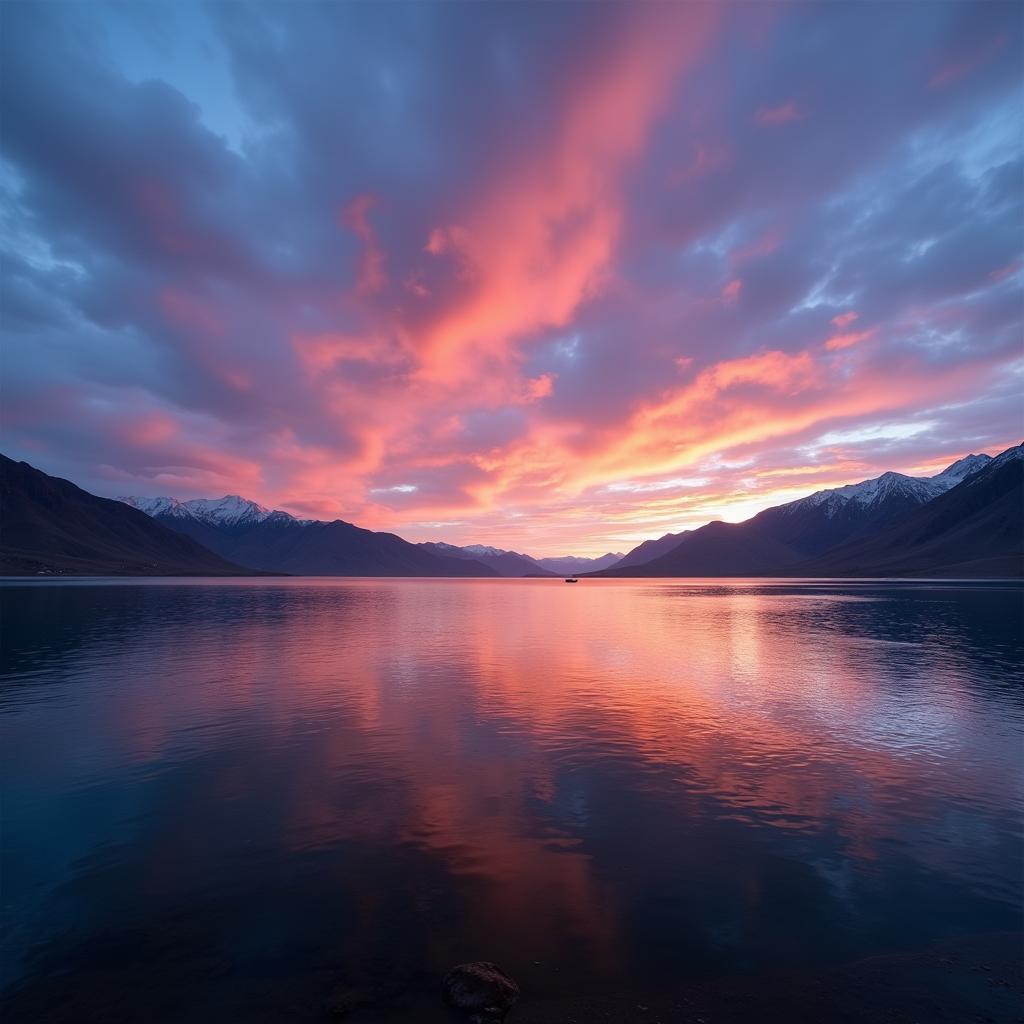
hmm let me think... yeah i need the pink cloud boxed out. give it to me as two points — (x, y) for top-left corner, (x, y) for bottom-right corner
(730, 227), (783, 266)
(990, 261), (1020, 282)
(160, 287), (225, 338)
(410, 5), (719, 378)
(755, 100), (803, 125)
(524, 374), (555, 401)
(340, 194), (386, 294)
(929, 34), (1007, 89)
(130, 415), (179, 446)
(9, 3), (1020, 559)
(291, 330), (406, 375)
(671, 140), (732, 185)
(824, 328), (875, 351)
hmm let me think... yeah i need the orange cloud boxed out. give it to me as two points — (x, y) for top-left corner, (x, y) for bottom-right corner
(418, 340), (1003, 553)
(825, 328), (875, 351)
(413, 5), (718, 377)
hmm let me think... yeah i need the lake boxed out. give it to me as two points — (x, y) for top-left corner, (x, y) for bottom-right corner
(2, 578), (1022, 1022)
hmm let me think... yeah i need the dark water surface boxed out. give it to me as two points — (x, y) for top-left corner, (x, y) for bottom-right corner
(2, 578), (1022, 1020)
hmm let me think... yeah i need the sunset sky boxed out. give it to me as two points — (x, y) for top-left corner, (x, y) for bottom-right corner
(2, 1), (1021, 555)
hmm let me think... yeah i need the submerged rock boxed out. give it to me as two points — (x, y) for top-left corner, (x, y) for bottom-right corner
(442, 961), (520, 1022)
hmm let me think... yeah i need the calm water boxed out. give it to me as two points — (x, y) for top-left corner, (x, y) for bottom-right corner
(2, 578), (1022, 1020)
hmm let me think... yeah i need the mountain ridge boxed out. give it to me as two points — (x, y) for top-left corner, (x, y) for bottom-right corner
(0, 456), (255, 576)
(802, 444), (1022, 577)
(418, 541), (554, 577)
(5, 445), (1019, 578)
(608, 450), (1001, 572)
(535, 552), (625, 575)
(120, 495), (624, 577)
(122, 502), (497, 577)
(594, 445), (1021, 578)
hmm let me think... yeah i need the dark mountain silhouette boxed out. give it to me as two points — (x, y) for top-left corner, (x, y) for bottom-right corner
(0, 455), (251, 576)
(743, 453), (992, 558)
(594, 445), (1021, 579)
(418, 541), (554, 577)
(613, 530), (692, 569)
(608, 453), (994, 574)
(143, 508), (498, 577)
(805, 445), (1023, 577)
(534, 552), (624, 574)
(410, 543), (626, 577)
(6, 445), (1018, 580)
(596, 520), (800, 577)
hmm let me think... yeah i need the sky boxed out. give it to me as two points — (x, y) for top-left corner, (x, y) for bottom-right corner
(2, 1), (1021, 556)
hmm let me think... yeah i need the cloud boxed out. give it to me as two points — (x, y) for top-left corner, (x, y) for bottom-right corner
(1, 0), (1021, 554)
(755, 100), (803, 125)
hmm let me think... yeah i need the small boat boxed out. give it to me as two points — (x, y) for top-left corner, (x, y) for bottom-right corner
(564, 577), (578, 583)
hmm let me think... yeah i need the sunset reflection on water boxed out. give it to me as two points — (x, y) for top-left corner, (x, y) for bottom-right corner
(2, 579), (1022, 1018)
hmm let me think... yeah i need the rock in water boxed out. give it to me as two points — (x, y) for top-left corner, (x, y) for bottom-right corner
(442, 962), (520, 1022)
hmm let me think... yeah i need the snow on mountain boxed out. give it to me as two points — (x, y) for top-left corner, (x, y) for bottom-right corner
(462, 543), (529, 558)
(432, 541), (535, 559)
(416, 540), (548, 576)
(932, 453), (992, 485)
(120, 495), (191, 518)
(179, 495), (273, 526)
(119, 494), (291, 526)
(984, 443), (1022, 470)
(791, 454), (993, 518)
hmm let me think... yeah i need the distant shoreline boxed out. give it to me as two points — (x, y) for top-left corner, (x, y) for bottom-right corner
(2, 573), (1022, 582)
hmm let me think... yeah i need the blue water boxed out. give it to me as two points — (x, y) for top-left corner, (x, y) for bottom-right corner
(2, 578), (1022, 1021)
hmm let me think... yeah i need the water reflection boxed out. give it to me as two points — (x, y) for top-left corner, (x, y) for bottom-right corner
(2, 579), (1022, 1018)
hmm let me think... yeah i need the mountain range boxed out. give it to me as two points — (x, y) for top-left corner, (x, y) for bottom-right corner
(612, 530), (692, 569)
(535, 552), (625, 575)
(416, 542), (624, 577)
(807, 445), (1023, 577)
(0, 455), (251, 576)
(1, 445), (1020, 577)
(119, 496), (497, 577)
(596, 446), (1021, 578)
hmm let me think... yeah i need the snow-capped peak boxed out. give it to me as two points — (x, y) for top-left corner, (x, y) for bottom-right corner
(120, 495), (193, 518)
(180, 495), (272, 526)
(799, 471), (942, 512)
(788, 452), (999, 518)
(988, 443), (1023, 469)
(118, 494), (293, 527)
(933, 453), (992, 485)
(424, 541), (535, 560)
